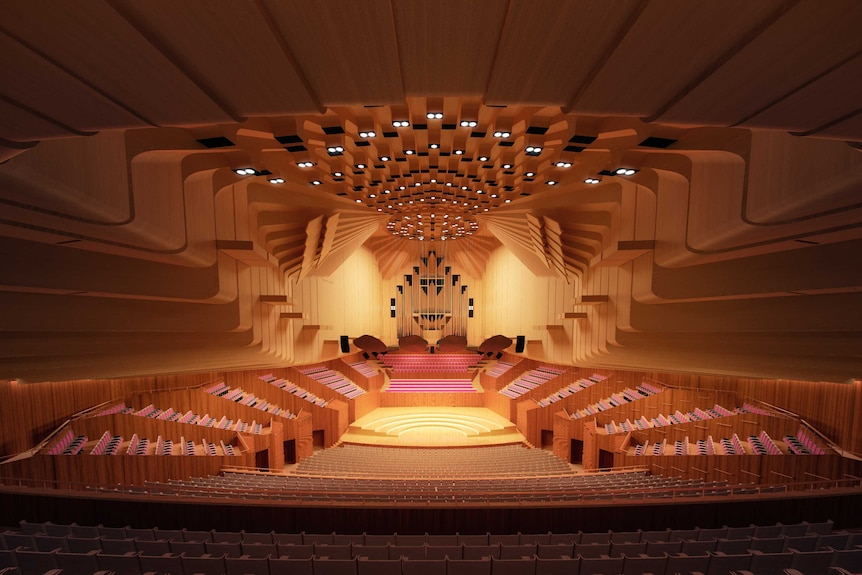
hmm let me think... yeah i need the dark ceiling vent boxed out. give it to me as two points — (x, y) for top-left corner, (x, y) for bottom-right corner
(639, 136), (677, 148)
(322, 126), (345, 135)
(196, 136), (235, 148)
(275, 135), (302, 144)
(526, 126), (548, 135)
(570, 134), (597, 144)
(564, 145), (585, 153)
(284, 145), (306, 152)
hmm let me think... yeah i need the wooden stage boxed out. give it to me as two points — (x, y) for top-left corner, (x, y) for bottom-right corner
(338, 407), (525, 447)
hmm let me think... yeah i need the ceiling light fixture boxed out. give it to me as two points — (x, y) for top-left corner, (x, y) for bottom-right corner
(268, 178), (285, 184)
(392, 120), (410, 128)
(355, 163), (366, 169)
(555, 161), (573, 168)
(426, 112), (444, 119)
(460, 120), (478, 128)
(615, 168), (637, 176)
(358, 130), (376, 138)
(310, 180), (322, 186)
(584, 178), (601, 185)
(297, 161), (314, 168)
(326, 146), (344, 156)
(234, 168), (256, 176)
(546, 180), (558, 186)
(525, 146), (542, 155)
(493, 130), (511, 138)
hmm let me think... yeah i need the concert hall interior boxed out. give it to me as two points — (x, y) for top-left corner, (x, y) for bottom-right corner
(1, 1), (862, 569)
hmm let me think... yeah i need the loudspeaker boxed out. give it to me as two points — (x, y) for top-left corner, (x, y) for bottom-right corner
(339, 335), (350, 353)
(515, 335), (526, 353)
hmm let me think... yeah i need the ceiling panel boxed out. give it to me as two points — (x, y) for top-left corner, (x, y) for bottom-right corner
(393, 0), (508, 96)
(812, 112), (862, 142)
(486, 0), (642, 106)
(742, 54), (862, 134)
(571, 0), (785, 116)
(656, 0), (862, 128)
(114, 0), (321, 117)
(0, 33), (145, 132)
(262, 0), (404, 106)
(0, 2), (237, 126)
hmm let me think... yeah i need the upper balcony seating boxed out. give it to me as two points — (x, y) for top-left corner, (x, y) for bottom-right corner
(205, 382), (298, 418)
(572, 384), (662, 421)
(300, 366), (366, 399)
(499, 367), (566, 399)
(381, 354), (481, 373)
(536, 374), (606, 407)
(485, 361), (515, 378)
(259, 374), (328, 407)
(119, 401), (265, 435)
(349, 361), (379, 379)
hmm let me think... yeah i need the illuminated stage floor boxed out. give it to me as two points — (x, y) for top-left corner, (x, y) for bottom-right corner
(339, 407), (525, 447)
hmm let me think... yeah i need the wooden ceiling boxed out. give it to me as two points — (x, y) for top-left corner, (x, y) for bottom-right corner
(0, 1), (861, 382)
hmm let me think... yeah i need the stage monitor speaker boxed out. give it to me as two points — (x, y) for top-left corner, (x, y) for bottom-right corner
(515, 335), (526, 353)
(339, 335), (350, 353)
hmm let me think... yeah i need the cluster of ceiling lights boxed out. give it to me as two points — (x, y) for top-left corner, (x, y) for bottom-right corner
(229, 105), (647, 242)
(385, 208), (480, 241)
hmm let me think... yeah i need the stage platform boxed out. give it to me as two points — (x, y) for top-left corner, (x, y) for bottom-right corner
(339, 407), (525, 447)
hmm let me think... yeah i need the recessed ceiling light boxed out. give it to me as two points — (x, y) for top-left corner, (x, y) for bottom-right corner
(584, 178), (601, 185)
(392, 120), (410, 128)
(234, 168), (255, 176)
(369, 194), (376, 198)
(555, 161), (572, 168)
(490, 193), (498, 198)
(478, 156), (489, 162)
(268, 178), (284, 184)
(355, 163), (366, 169)
(380, 156), (390, 162)
(525, 171), (536, 177)
(505, 199), (512, 203)
(405, 149), (415, 155)
(297, 161), (314, 168)
(427, 112), (444, 119)
(355, 199), (362, 203)
(326, 146), (344, 156)
(615, 168), (637, 176)
(502, 163), (513, 169)
(359, 130), (376, 138)
(525, 146), (543, 155)
(460, 120), (478, 128)
(311, 180), (322, 186)
(546, 180), (557, 186)
(430, 143), (439, 149)
(493, 131), (511, 138)
(454, 149), (464, 155)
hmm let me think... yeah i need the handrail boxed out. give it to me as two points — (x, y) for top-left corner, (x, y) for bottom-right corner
(0, 475), (858, 505)
(219, 464), (653, 482)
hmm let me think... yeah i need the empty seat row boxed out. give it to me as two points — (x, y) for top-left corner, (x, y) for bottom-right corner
(1, 546), (860, 575)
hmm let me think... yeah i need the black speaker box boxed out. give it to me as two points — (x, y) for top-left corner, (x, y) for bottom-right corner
(515, 335), (526, 353)
(339, 335), (350, 353)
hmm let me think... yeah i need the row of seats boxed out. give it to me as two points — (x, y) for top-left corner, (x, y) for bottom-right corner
(631, 430), (827, 457)
(9, 519), (842, 545)
(380, 355), (482, 373)
(785, 429), (826, 455)
(534, 375), (606, 407)
(498, 367), (566, 399)
(484, 361), (515, 378)
(46, 431), (238, 458)
(299, 366), (366, 399)
(385, 379), (476, 393)
(605, 403), (741, 435)
(1, 545), (860, 575)
(6, 536), (859, 559)
(348, 360), (379, 379)
(117, 403), (265, 434)
(258, 374), (328, 407)
(292, 445), (572, 477)
(204, 383), (297, 419)
(570, 384), (662, 421)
